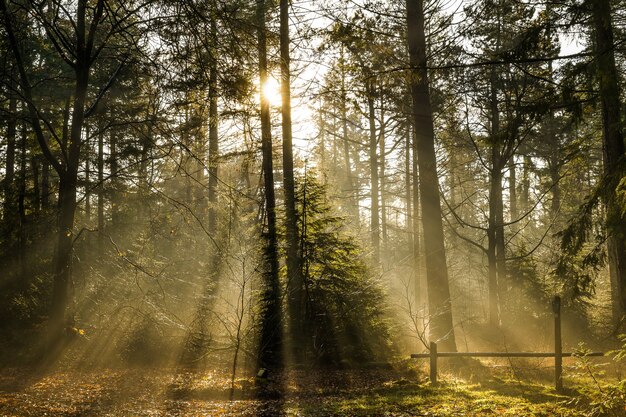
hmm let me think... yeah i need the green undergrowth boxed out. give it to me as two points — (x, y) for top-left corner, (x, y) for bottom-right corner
(292, 378), (587, 416)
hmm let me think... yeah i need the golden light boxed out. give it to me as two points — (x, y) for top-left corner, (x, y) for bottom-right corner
(261, 77), (282, 107)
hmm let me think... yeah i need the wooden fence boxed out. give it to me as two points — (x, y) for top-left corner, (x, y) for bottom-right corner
(411, 297), (605, 391)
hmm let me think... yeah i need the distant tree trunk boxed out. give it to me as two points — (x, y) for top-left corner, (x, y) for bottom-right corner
(139, 121), (150, 191)
(41, 155), (50, 210)
(207, 16), (219, 236)
(508, 156), (517, 221)
(405, 125), (413, 258)
(487, 69), (505, 327)
(32, 155), (40, 213)
(18, 123), (26, 226)
(411, 123), (421, 306)
(367, 79), (380, 264)
(280, 0), (304, 360)
(84, 125), (91, 221)
(546, 33), (560, 222)
(3, 80), (16, 224)
(548, 120), (561, 220)
(379, 99), (388, 246)
(18, 123), (27, 279)
(406, 0), (456, 351)
(97, 123), (104, 244)
(257, 0), (282, 369)
(520, 155), (531, 212)
(340, 48), (357, 220)
(591, 0), (626, 325)
(318, 103), (326, 177)
(487, 152), (501, 327)
(109, 128), (119, 228)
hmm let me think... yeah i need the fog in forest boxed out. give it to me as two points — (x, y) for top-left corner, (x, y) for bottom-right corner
(1, 0), (626, 415)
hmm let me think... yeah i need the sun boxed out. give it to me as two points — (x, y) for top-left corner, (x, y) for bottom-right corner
(261, 77), (282, 107)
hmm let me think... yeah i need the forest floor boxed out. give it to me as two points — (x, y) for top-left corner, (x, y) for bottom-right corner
(0, 362), (624, 416)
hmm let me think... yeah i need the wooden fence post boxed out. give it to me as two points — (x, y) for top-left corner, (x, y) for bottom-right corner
(553, 296), (563, 392)
(430, 341), (438, 384)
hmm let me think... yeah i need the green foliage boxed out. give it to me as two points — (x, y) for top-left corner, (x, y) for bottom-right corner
(570, 342), (626, 416)
(297, 174), (392, 365)
(555, 158), (626, 304)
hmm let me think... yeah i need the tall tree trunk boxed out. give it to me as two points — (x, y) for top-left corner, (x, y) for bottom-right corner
(318, 103), (326, 177)
(32, 155), (40, 213)
(97, 123), (104, 246)
(379, 98), (387, 246)
(591, 0), (626, 325)
(340, 48), (357, 220)
(406, 0), (456, 351)
(411, 123), (421, 306)
(545, 12), (560, 222)
(207, 16), (219, 236)
(41, 157), (50, 210)
(520, 155), (530, 212)
(488, 154), (502, 327)
(367, 80), (380, 264)
(18, 123), (27, 280)
(257, 0), (282, 369)
(3, 81), (16, 222)
(488, 69), (505, 327)
(508, 156), (517, 221)
(405, 125), (413, 261)
(280, 0), (304, 360)
(109, 128), (119, 228)
(51, 61), (88, 336)
(84, 124), (91, 221)
(548, 118), (561, 221)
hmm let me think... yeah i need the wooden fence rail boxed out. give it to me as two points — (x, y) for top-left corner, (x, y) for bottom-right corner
(411, 297), (605, 391)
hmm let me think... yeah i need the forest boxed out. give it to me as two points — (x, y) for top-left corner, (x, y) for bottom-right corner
(1, 0), (626, 415)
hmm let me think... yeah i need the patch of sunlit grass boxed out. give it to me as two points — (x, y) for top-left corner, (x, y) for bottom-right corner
(297, 377), (590, 416)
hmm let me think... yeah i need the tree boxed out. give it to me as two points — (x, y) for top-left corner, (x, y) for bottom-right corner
(280, 0), (305, 361)
(257, 0), (282, 369)
(1, 0), (151, 341)
(590, 0), (626, 325)
(405, 0), (456, 351)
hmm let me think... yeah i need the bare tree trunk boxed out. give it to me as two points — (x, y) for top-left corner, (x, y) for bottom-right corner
(379, 97), (387, 246)
(340, 49), (358, 220)
(41, 157), (50, 210)
(406, 0), (456, 351)
(32, 155), (40, 213)
(84, 125), (91, 221)
(488, 156), (502, 327)
(410, 123), (421, 306)
(545, 11), (560, 222)
(508, 156), (517, 221)
(257, 0), (282, 369)
(207, 16), (219, 236)
(97, 122), (104, 245)
(367, 79), (380, 264)
(3, 81), (16, 222)
(318, 103), (326, 176)
(109, 127), (119, 228)
(405, 125), (413, 260)
(280, 0), (304, 361)
(591, 0), (626, 325)
(488, 69), (505, 327)
(18, 123), (27, 280)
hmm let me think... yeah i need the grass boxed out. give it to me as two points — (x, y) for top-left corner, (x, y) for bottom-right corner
(0, 363), (624, 416)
